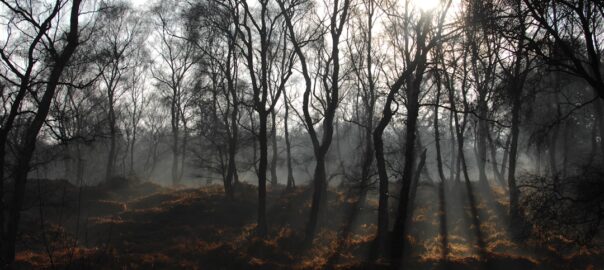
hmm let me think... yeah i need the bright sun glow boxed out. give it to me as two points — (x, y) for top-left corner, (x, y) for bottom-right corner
(415, 0), (441, 11)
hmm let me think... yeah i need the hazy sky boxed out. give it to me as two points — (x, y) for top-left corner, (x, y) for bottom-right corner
(128, 0), (453, 11)
(130, 0), (147, 9)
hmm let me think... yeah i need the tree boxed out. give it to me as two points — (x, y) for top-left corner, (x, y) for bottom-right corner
(278, 0), (352, 244)
(498, 0), (536, 238)
(123, 44), (151, 176)
(0, 3), (63, 259)
(94, 0), (147, 181)
(151, 1), (200, 186)
(0, 0), (82, 265)
(382, 1), (452, 267)
(237, 0), (292, 236)
(523, 0), (604, 171)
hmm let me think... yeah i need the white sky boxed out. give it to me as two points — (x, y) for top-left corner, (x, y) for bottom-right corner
(129, 0), (148, 9)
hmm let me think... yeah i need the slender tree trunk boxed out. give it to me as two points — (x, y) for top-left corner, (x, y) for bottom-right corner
(372, 118), (390, 257)
(257, 111), (269, 236)
(487, 130), (506, 189)
(130, 123), (137, 175)
(284, 91), (295, 190)
(225, 104), (238, 196)
(106, 102), (117, 182)
(476, 109), (489, 185)
(171, 133), (180, 186)
(416, 135), (435, 183)
(305, 153), (327, 242)
(434, 80), (447, 183)
(449, 108), (457, 182)
(507, 9), (528, 234)
(225, 48), (239, 197)
(433, 68), (450, 263)
(270, 110), (278, 187)
(390, 77), (422, 269)
(508, 82), (525, 238)
(179, 123), (187, 183)
(76, 143), (84, 187)
(171, 100), (180, 186)
(500, 134), (511, 181)
(407, 148), (427, 217)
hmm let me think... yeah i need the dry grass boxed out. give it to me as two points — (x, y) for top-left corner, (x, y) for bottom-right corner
(13, 179), (604, 269)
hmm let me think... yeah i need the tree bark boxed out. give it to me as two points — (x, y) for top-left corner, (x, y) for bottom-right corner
(257, 111), (268, 236)
(270, 110), (278, 187)
(171, 101), (180, 186)
(106, 97), (117, 181)
(390, 73), (423, 269)
(487, 130), (506, 189)
(284, 90), (295, 191)
(434, 76), (447, 183)
(508, 79), (525, 238)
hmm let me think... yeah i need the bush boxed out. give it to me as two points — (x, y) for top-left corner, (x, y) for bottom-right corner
(519, 166), (604, 245)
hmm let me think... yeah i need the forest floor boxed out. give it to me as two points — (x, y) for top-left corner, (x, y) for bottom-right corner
(12, 178), (604, 269)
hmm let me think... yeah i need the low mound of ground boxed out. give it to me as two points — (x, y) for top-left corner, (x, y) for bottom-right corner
(12, 179), (604, 269)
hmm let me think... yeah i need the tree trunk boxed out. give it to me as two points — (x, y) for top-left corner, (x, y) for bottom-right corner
(372, 117), (390, 258)
(224, 33), (239, 197)
(508, 82), (525, 239)
(305, 153), (327, 243)
(433, 69), (450, 263)
(449, 108), (457, 182)
(390, 77), (422, 269)
(270, 110), (278, 187)
(130, 121), (137, 175)
(257, 111), (268, 236)
(434, 80), (447, 183)
(500, 134), (511, 181)
(171, 100), (180, 186)
(476, 108), (489, 185)
(179, 123), (187, 183)
(105, 102), (117, 182)
(407, 148), (427, 216)
(76, 143), (85, 187)
(171, 132), (180, 186)
(225, 95), (238, 196)
(284, 91), (295, 191)
(487, 130), (506, 189)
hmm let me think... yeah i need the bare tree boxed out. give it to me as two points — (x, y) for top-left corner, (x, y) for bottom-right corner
(0, 0), (82, 265)
(381, 1), (452, 267)
(93, 1), (146, 182)
(237, 0), (292, 236)
(278, 0), (352, 244)
(151, 1), (199, 186)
